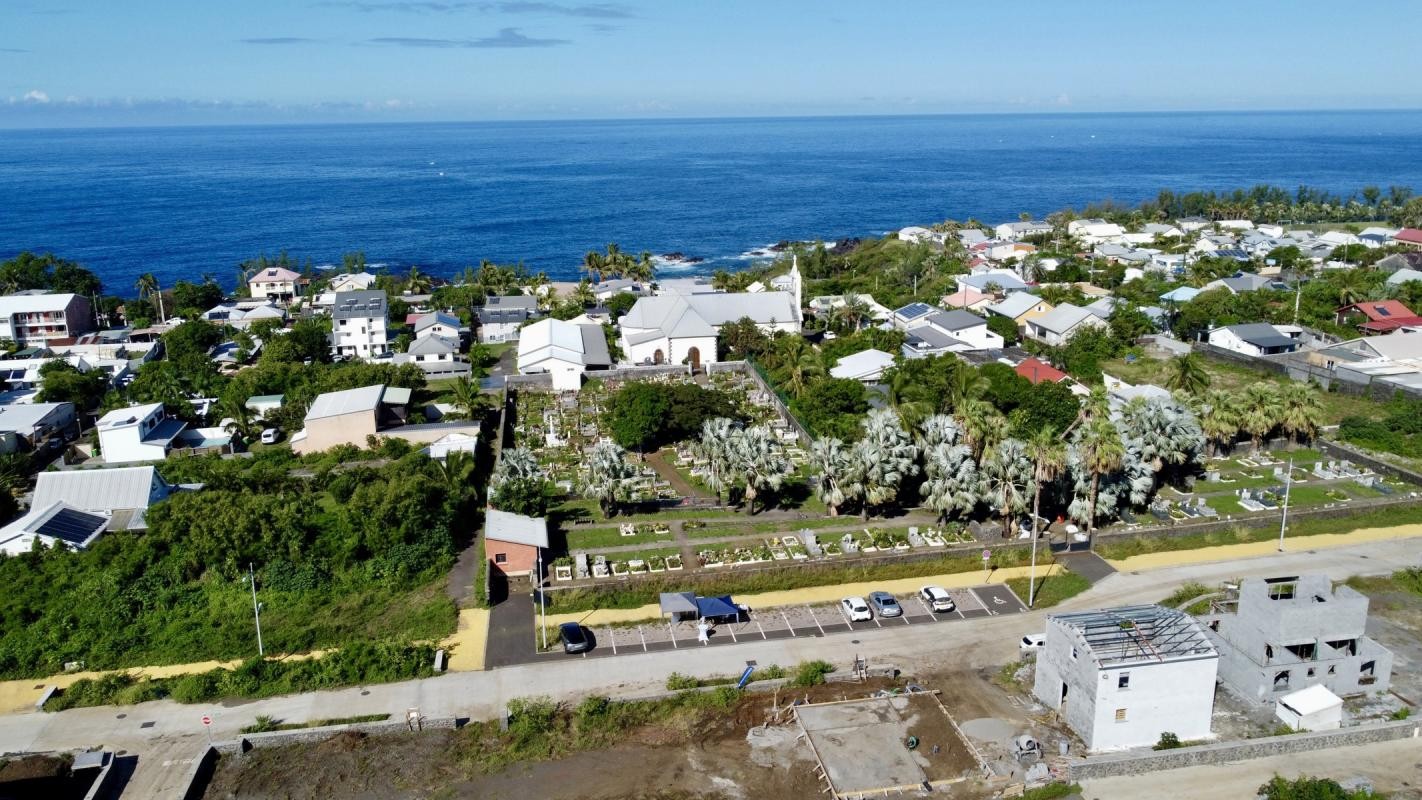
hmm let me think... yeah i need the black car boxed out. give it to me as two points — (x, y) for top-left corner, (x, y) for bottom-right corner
(559, 622), (592, 654)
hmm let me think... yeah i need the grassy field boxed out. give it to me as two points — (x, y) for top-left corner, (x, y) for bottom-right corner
(1096, 501), (1422, 560)
(1007, 569), (1091, 609)
(1100, 354), (1382, 425)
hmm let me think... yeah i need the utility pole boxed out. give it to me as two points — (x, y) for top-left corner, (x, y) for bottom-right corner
(248, 563), (264, 657)
(1277, 456), (1294, 552)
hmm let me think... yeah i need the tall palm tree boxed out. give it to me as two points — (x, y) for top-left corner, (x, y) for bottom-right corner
(1024, 426), (1066, 606)
(945, 367), (989, 416)
(220, 397), (261, 445)
(809, 436), (850, 517)
(979, 438), (1032, 538)
(692, 418), (737, 504)
(570, 280), (595, 308)
(1277, 382), (1324, 447)
(1077, 417), (1125, 537)
(833, 295), (871, 332)
(447, 376), (483, 420)
(1119, 396), (1203, 475)
(854, 409), (919, 519)
(727, 425), (789, 515)
(886, 369), (934, 432)
(405, 266), (432, 294)
(956, 398), (1004, 460)
(581, 251), (607, 283)
(583, 440), (634, 518)
(1164, 352), (1210, 395)
(1239, 383), (1281, 454)
(920, 441), (978, 524)
(1199, 389), (1241, 456)
(628, 251), (656, 283)
(135, 273), (165, 322)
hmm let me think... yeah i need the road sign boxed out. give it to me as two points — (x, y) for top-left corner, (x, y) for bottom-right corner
(982, 549), (991, 561)
(201, 715), (211, 726)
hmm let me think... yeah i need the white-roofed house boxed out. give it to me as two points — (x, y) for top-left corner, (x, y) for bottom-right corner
(518, 318), (613, 391)
(0, 401), (76, 454)
(1024, 303), (1107, 347)
(1067, 219), (1126, 245)
(395, 333), (470, 377)
(1275, 684), (1343, 732)
(483, 508), (549, 577)
(32, 465), (177, 530)
(1385, 268), (1422, 287)
(201, 303), (285, 330)
(0, 293), (94, 346)
(829, 349), (895, 383)
(994, 221), (1053, 241)
(96, 402), (188, 464)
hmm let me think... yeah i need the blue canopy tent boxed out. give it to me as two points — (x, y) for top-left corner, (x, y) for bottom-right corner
(696, 595), (740, 620)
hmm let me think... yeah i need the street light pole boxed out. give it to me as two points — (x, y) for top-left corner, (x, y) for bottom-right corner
(248, 563), (264, 657)
(1277, 456), (1294, 552)
(536, 549), (547, 650)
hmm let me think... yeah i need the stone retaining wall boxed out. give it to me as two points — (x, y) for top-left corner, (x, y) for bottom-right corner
(1066, 720), (1421, 781)
(234, 714), (463, 753)
(1317, 439), (1422, 485)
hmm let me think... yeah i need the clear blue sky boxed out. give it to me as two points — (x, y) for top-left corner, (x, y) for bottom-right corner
(2, 0), (1420, 127)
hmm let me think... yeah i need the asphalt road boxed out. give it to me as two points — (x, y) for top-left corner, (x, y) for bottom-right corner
(4, 536), (1418, 797)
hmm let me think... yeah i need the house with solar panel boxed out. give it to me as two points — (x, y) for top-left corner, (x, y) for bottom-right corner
(0, 502), (110, 556)
(31, 465), (181, 531)
(1032, 605), (1219, 751)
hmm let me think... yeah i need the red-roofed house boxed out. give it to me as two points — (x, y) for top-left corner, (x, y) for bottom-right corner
(1392, 228), (1422, 249)
(1336, 300), (1422, 334)
(1015, 356), (1069, 385)
(941, 287), (993, 312)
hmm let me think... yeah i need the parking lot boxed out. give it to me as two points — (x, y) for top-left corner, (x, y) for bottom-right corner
(539, 584), (1029, 661)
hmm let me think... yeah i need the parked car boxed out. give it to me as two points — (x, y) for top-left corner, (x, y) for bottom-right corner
(1020, 633), (1046, 654)
(260, 428), (281, 445)
(559, 622), (592, 654)
(868, 591), (902, 618)
(841, 596), (872, 622)
(919, 585), (956, 613)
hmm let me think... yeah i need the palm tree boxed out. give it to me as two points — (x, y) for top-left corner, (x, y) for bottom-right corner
(956, 398), (1004, 460)
(447, 376), (483, 420)
(583, 440), (635, 518)
(628, 251), (656, 283)
(1164, 352), (1210, 395)
(220, 397), (261, 445)
(727, 425), (789, 515)
(1239, 383), (1281, 454)
(886, 369), (934, 431)
(1024, 426), (1066, 606)
(854, 409), (919, 519)
(692, 418), (737, 504)
(778, 338), (824, 398)
(581, 251), (607, 283)
(920, 441), (978, 524)
(833, 295), (871, 332)
(916, 414), (963, 450)
(405, 266), (432, 294)
(1277, 383), (1324, 447)
(570, 280), (595, 308)
(809, 437), (850, 517)
(135, 273), (165, 322)
(1118, 397), (1204, 475)
(945, 367), (989, 416)
(438, 450), (478, 495)
(1199, 389), (1241, 456)
(1335, 269), (1370, 307)
(979, 438), (1032, 538)
(1077, 417), (1125, 537)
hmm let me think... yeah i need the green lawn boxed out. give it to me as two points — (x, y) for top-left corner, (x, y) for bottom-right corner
(564, 526), (676, 551)
(1100, 355), (1383, 425)
(1097, 501), (1422, 560)
(1007, 569), (1091, 610)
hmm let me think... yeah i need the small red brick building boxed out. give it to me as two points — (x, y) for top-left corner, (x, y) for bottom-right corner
(483, 508), (549, 577)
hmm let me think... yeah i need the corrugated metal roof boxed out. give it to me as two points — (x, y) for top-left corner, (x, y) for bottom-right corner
(305, 384), (385, 421)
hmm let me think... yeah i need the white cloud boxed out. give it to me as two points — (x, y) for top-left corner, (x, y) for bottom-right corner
(23, 89), (49, 103)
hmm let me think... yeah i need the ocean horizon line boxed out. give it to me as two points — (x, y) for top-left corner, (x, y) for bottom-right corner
(4, 106), (1422, 135)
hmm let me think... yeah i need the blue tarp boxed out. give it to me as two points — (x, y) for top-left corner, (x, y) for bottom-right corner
(696, 595), (739, 619)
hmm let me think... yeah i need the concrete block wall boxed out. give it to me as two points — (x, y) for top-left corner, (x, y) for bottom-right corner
(1065, 719), (1421, 780)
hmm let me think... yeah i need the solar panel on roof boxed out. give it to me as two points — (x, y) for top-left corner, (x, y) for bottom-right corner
(899, 302), (933, 318)
(35, 508), (106, 545)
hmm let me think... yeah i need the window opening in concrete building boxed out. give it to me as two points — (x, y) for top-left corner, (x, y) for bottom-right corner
(1118, 672), (1130, 690)
(1273, 670), (1291, 690)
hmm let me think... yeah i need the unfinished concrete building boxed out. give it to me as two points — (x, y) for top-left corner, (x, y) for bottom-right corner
(1033, 604), (1219, 751)
(1201, 575), (1393, 704)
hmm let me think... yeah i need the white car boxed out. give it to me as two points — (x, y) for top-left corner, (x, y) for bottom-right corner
(841, 596), (872, 622)
(1020, 633), (1046, 654)
(919, 585), (956, 613)
(260, 428), (281, 445)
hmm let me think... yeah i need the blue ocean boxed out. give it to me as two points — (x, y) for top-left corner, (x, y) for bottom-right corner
(2, 110), (1422, 292)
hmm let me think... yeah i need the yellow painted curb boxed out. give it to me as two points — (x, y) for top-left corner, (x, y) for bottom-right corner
(440, 608), (490, 672)
(1105, 522), (1422, 573)
(545, 563), (1062, 628)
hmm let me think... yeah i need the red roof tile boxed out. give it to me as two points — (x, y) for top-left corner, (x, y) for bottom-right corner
(1395, 228), (1422, 244)
(1015, 356), (1068, 385)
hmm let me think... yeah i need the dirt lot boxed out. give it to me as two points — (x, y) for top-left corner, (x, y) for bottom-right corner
(206, 676), (1029, 800)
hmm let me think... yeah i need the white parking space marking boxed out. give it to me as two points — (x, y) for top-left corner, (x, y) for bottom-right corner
(638, 626), (648, 652)
(916, 594), (935, 616)
(606, 627), (617, 654)
(808, 605), (826, 635)
(755, 619), (768, 639)
(969, 588), (997, 615)
(782, 610), (797, 637)
(667, 619), (679, 649)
